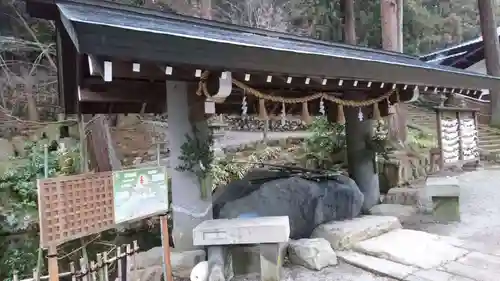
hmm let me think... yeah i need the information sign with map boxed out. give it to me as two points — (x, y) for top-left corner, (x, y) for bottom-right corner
(112, 166), (169, 224)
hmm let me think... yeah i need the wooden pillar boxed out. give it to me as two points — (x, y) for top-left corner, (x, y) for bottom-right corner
(340, 0), (379, 211)
(166, 81), (213, 250)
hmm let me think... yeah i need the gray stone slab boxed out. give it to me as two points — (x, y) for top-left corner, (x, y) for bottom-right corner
(193, 216), (290, 246)
(407, 269), (474, 281)
(353, 229), (469, 269)
(311, 216), (401, 250)
(425, 176), (460, 197)
(369, 204), (417, 223)
(442, 261), (498, 281)
(456, 252), (500, 272)
(338, 251), (418, 280)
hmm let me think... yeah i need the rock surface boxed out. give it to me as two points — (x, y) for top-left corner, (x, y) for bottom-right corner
(369, 204), (417, 223)
(216, 175), (364, 239)
(288, 238), (338, 270)
(384, 187), (423, 206)
(130, 247), (206, 278)
(311, 216), (401, 250)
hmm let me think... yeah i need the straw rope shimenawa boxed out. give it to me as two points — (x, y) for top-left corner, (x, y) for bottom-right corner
(196, 71), (399, 124)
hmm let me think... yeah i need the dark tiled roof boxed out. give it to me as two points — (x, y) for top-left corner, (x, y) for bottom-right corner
(32, 0), (500, 90)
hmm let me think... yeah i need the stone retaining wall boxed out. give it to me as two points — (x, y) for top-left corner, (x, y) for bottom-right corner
(378, 150), (436, 193)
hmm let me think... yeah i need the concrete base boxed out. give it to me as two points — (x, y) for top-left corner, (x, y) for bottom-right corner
(425, 176), (461, 222)
(193, 217), (290, 281)
(259, 243), (286, 281)
(432, 196), (460, 222)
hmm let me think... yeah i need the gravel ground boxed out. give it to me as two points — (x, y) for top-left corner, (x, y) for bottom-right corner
(404, 166), (500, 247)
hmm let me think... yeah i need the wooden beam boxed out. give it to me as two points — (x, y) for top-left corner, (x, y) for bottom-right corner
(78, 88), (165, 104)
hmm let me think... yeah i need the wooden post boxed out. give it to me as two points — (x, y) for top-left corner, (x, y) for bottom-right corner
(48, 246), (59, 281)
(116, 247), (123, 281)
(70, 262), (76, 281)
(80, 257), (88, 281)
(160, 215), (174, 281)
(102, 252), (109, 281)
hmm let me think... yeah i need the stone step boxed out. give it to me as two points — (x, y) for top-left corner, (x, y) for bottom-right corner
(478, 134), (500, 140)
(478, 143), (500, 150)
(352, 229), (468, 270)
(311, 216), (401, 250)
(337, 251), (418, 280)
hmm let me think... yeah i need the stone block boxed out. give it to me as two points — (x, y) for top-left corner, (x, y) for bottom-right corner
(207, 246), (233, 281)
(353, 229), (468, 270)
(441, 261), (498, 281)
(369, 204), (417, 223)
(405, 270), (449, 281)
(193, 216), (290, 246)
(432, 197), (460, 222)
(384, 187), (422, 206)
(311, 215), (401, 250)
(425, 176), (460, 197)
(425, 176), (460, 222)
(287, 238), (338, 270)
(337, 251), (418, 280)
(259, 243), (286, 281)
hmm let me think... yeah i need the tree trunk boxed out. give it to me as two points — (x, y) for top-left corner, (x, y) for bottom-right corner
(396, 0), (403, 52)
(478, 0), (500, 127)
(381, 0), (407, 145)
(341, 0), (356, 44)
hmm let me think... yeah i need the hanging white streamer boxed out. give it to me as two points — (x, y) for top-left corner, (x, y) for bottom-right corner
(241, 94), (248, 116)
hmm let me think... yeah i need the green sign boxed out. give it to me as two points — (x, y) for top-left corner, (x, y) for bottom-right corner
(112, 166), (169, 224)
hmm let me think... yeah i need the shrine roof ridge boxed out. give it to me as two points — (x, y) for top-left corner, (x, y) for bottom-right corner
(27, 0), (500, 91)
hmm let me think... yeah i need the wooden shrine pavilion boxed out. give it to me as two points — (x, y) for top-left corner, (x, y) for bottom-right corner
(26, 0), (500, 250)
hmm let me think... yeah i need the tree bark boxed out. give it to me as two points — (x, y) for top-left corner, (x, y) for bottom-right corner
(478, 0), (500, 127)
(381, 0), (407, 144)
(341, 0), (356, 44)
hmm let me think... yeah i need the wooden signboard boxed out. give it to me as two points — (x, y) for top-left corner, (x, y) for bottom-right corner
(37, 166), (169, 248)
(37, 172), (115, 248)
